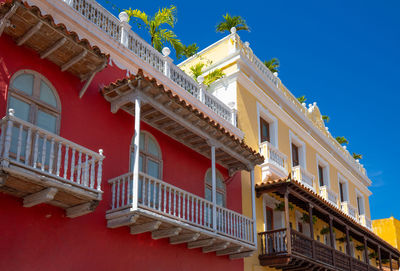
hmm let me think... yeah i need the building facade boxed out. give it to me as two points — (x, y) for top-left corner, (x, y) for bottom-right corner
(179, 29), (400, 270)
(373, 217), (400, 250)
(0, 0), (264, 270)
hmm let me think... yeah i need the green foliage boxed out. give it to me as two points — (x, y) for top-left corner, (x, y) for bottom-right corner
(320, 227), (330, 235)
(274, 202), (294, 212)
(322, 115), (330, 123)
(336, 237), (346, 243)
(189, 61), (225, 86)
(335, 136), (348, 145)
(263, 58), (280, 73)
(125, 5), (183, 56)
(297, 96), (307, 104)
(352, 153), (363, 160)
(189, 62), (206, 82)
(381, 259), (390, 264)
(369, 252), (378, 259)
(216, 13), (250, 33)
(177, 43), (199, 60)
(301, 213), (317, 224)
(356, 245), (365, 251)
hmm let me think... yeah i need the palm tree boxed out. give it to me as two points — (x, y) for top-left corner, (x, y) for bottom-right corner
(352, 153), (362, 160)
(335, 136), (348, 145)
(322, 115), (330, 123)
(125, 6), (182, 55)
(189, 62), (225, 86)
(297, 96), (307, 104)
(216, 13), (250, 33)
(177, 43), (199, 60)
(264, 58), (279, 73)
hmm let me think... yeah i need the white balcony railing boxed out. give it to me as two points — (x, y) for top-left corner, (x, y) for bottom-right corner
(359, 214), (372, 230)
(259, 141), (287, 171)
(0, 110), (104, 193)
(319, 186), (338, 206)
(61, 0), (236, 126)
(340, 201), (357, 220)
(108, 171), (255, 245)
(292, 166), (315, 191)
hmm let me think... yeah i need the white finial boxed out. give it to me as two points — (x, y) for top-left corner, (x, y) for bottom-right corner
(301, 103), (306, 107)
(356, 159), (360, 163)
(99, 149), (104, 156)
(230, 27), (237, 34)
(313, 102), (317, 106)
(343, 146), (347, 149)
(198, 76), (204, 84)
(273, 72), (278, 77)
(8, 108), (14, 116)
(118, 11), (129, 23)
(244, 41), (250, 48)
(325, 127), (329, 131)
(162, 47), (171, 57)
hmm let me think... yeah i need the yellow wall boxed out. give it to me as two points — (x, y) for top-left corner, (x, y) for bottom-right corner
(373, 217), (400, 249)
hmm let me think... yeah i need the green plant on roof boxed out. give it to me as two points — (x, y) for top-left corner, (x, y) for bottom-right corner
(125, 5), (183, 57)
(216, 13), (250, 33)
(297, 96), (307, 104)
(335, 136), (348, 145)
(352, 153), (363, 160)
(176, 43), (199, 60)
(322, 115), (330, 123)
(264, 58), (280, 74)
(189, 61), (225, 87)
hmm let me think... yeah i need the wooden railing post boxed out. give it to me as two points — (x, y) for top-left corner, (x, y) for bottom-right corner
(378, 246), (382, 270)
(346, 226), (353, 271)
(389, 253), (393, 271)
(284, 189), (291, 254)
(131, 98), (141, 211)
(364, 237), (369, 270)
(308, 204), (315, 258)
(329, 216), (336, 267)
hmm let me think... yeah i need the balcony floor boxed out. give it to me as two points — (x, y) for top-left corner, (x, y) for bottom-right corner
(106, 206), (255, 259)
(0, 161), (101, 218)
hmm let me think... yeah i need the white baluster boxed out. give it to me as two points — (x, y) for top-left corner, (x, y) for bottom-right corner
(40, 136), (47, 171)
(117, 179), (120, 208)
(76, 151), (82, 184)
(191, 196), (194, 222)
(168, 186), (172, 214)
(32, 131), (39, 168)
(0, 123), (6, 156)
(199, 199), (202, 225)
(158, 182), (162, 211)
(48, 138), (55, 174)
(147, 178), (151, 206)
(1, 110), (14, 167)
(152, 180), (156, 208)
(182, 193), (185, 220)
(112, 181), (115, 209)
(63, 145), (69, 179)
(16, 124), (23, 162)
(83, 153), (89, 186)
(56, 142), (62, 176)
(173, 189), (176, 216)
(163, 183), (167, 213)
(97, 149), (103, 191)
(121, 178), (125, 207)
(70, 148), (76, 182)
(90, 157), (95, 188)
(195, 198), (198, 224)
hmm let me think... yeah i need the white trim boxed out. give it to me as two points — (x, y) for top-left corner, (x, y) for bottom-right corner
(337, 173), (349, 202)
(289, 130), (306, 168)
(355, 189), (365, 216)
(262, 194), (284, 231)
(316, 154), (330, 188)
(257, 102), (278, 148)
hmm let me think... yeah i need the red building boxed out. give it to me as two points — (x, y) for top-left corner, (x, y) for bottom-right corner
(0, 1), (263, 270)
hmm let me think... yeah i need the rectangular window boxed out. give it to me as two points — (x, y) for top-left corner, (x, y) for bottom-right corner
(292, 143), (299, 167)
(260, 118), (270, 143)
(318, 165), (325, 187)
(357, 196), (364, 215)
(339, 182), (345, 202)
(265, 207), (273, 231)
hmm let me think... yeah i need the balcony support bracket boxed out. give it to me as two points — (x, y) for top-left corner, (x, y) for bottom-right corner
(203, 242), (230, 253)
(130, 221), (161, 235)
(170, 233), (200, 245)
(152, 227), (182, 240)
(23, 187), (58, 208)
(66, 201), (99, 218)
(188, 238), (216, 249)
(107, 214), (139, 229)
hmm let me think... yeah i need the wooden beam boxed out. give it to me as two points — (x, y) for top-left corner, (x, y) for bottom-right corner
(23, 187), (58, 207)
(188, 238), (216, 249)
(284, 189), (292, 254)
(66, 201), (98, 218)
(152, 227), (182, 240)
(141, 108), (157, 118)
(229, 250), (254, 260)
(107, 214), (139, 229)
(40, 37), (67, 59)
(0, 3), (19, 36)
(79, 60), (107, 98)
(17, 21), (43, 46)
(130, 221), (161, 235)
(203, 242), (230, 253)
(170, 233), (200, 245)
(309, 204), (315, 258)
(216, 246), (243, 256)
(61, 50), (87, 71)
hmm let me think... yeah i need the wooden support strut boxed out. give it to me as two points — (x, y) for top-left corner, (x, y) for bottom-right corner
(309, 204), (315, 258)
(329, 216), (336, 267)
(61, 50), (87, 71)
(130, 221), (161, 235)
(0, 3), (19, 36)
(23, 187), (58, 207)
(17, 21), (43, 46)
(284, 189), (292, 254)
(187, 238), (216, 249)
(151, 227), (182, 240)
(40, 37), (67, 59)
(170, 233), (200, 245)
(66, 201), (98, 218)
(79, 60), (108, 98)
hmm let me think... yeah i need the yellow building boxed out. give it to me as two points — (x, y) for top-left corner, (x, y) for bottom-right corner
(180, 28), (400, 270)
(373, 217), (400, 249)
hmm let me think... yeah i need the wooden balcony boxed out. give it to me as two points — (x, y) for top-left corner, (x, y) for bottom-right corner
(259, 228), (381, 271)
(106, 172), (256, 259)
(0, 111), (104, 217)
(259, 141), (288, 180)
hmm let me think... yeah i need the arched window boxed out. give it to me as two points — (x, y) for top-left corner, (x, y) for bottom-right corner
(8, 70), (61, 133)
(205, 169), (226, 207)
(130, 131), (162, 179)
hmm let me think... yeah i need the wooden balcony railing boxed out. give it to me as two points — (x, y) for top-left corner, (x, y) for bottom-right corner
(259, 229), (381, 271)
(108, 171), (255, 246)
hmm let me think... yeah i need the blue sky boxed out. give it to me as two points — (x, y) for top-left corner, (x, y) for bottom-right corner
(99, 0), (400, 219)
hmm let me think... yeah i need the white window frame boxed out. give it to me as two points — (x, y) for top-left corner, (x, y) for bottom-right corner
(257, 102), (278, 147)
(316, 154), (330, 188)
(289, 131), (306, 168)
(355, 189), (365, 216)
(338, 173), (349, 203)
(262, 194), (284, 231)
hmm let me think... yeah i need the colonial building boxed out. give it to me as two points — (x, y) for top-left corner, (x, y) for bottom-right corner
(179, 29), (400, 270)
(0, 0), (263, 270)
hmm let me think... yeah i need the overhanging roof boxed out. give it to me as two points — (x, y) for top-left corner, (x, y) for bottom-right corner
(102, 69), (264, 174)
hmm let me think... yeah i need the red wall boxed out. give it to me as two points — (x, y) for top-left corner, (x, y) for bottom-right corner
(0, 34), (244, 270)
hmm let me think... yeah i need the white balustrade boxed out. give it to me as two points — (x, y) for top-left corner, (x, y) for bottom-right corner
(61, 0), (236, 126)
(358, 214), (372, 230)
(292, 166), (314, 191)
(319, 185), (338, 206)
(259, 141), (287, 170)
(0, 112), (104, 192)
(340, 201), (357, 220)
(108, 171), (255, 245)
